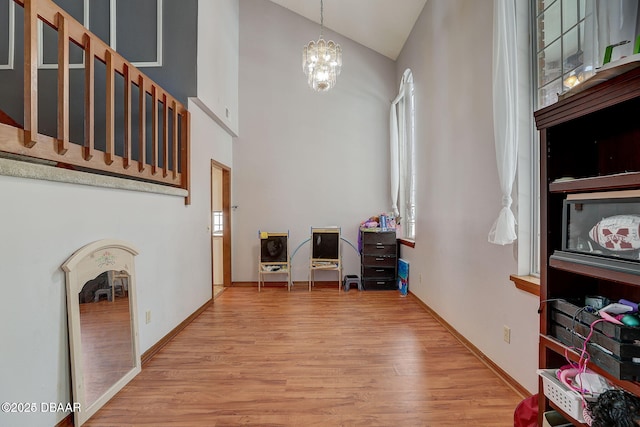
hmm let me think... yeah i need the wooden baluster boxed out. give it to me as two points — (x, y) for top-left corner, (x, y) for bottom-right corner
(151, 86), (158, 175)
(56, 12), (69, 155)
(23, 0), (38, 148)
(172, 100), (178, 180)
(162, 94), (168, 177)
(123, 65), (131, 169)
(83, 33), (94, 161)
(138, 75), (146, 172)
(105, 50), (114, 165)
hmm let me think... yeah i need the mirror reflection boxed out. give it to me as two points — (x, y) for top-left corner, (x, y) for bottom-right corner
(78, 270), (134, 407)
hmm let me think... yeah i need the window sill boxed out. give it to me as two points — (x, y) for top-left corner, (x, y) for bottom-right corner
(398, 238), (415, 248)
(509, 274), (540, 296)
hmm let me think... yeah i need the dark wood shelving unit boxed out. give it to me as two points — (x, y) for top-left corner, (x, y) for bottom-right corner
(535, 66), (640, 426)
(549, 254), (640, 286)
(549, 172), (640, 193)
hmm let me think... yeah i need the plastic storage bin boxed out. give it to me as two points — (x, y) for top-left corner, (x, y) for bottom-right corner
(537, 369), (586, 423)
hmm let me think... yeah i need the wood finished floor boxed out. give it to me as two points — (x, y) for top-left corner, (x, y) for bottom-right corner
(85, 287), (521, 426)
(80, 295), (134, 405)
(213, 285), (225, 299)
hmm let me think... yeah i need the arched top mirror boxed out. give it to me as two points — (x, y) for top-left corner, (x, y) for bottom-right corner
(61, 240), (141, 426)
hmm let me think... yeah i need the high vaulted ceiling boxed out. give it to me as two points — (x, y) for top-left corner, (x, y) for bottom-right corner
(267, 0), (428, 60)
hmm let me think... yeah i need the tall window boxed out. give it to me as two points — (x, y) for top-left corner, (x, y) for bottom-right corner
(533, 0), (588, 109)
(390, 69), (416, 240)
(530, 0), (588, 274)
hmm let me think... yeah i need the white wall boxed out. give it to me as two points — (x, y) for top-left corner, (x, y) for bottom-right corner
(395, 0), (540, 393)
(197, 0), (240, 136)
(0, 145), (214, 426)
(234, 0), (396, 283)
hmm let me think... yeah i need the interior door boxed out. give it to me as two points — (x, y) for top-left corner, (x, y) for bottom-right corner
(211, 160), (231, 296)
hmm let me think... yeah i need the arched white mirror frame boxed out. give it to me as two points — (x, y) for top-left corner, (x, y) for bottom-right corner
(61, 239), (141, 426)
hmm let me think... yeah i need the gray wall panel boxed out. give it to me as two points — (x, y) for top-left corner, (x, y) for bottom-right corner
(0, 0), (197, 163)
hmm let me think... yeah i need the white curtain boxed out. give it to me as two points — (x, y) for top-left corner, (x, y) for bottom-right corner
(389, 68), (414, 224)
(390, 69), (413, 220)
(488, 0), (518, 245)
(390, 97), (401, 218)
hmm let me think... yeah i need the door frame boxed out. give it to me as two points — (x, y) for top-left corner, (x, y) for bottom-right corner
(211, 160), (232, 290)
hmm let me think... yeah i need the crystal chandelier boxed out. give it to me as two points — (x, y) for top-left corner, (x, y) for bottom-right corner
(302, 0), (342, 92)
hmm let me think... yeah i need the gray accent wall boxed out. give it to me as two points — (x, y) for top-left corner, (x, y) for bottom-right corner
(0, 0), (197, 157)
(0, 0), (10, 63)
(0, 0), (22, 125)
(141, 0), (197, 105)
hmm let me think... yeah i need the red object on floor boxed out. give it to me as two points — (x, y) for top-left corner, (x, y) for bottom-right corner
(514, 394), (538, 427)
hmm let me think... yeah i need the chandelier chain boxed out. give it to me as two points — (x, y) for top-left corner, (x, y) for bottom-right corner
(320, 0), (324, 38)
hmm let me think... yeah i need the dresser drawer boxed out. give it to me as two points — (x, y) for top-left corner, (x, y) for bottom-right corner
(362, 231), (396, 245)
(362, 243), (396, 256)
(363, 278), (397, 290)
(362, 266), (395, 279)
(362, 255), (396, 268)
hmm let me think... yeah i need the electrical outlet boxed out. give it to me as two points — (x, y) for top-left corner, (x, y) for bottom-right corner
(503, 325), (511, 343)
(419, 274), (422, 283)
(146, 310), (151, 324)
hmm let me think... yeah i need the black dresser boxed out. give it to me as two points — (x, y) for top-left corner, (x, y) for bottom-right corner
(360, 229), (397, 290)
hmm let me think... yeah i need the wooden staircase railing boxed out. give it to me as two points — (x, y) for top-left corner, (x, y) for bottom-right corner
(0, 0), (191, 204)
